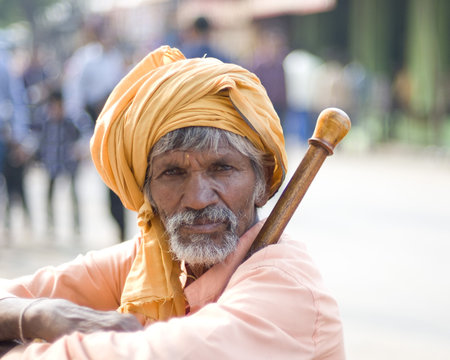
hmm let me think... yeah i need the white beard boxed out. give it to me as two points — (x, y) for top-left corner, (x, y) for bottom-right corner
(168, 231), (239, 266)
(165, 206), (239, 266)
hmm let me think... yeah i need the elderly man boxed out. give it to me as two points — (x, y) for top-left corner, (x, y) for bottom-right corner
(0, 46), (344, 359)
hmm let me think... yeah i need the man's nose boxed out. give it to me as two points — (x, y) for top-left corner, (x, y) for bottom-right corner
(181, 172), (218, 210)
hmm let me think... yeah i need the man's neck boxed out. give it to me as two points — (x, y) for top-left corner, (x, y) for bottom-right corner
(190, 264), (208, 279)
(185, 263), (215, 283)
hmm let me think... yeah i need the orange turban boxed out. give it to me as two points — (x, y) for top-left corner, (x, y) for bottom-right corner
(90, 46), (287, 323)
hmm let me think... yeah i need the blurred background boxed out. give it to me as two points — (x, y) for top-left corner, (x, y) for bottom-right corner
(0, 0), (449, 359)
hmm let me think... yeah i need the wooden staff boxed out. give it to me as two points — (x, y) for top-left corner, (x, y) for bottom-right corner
(249, 107), (351, 254)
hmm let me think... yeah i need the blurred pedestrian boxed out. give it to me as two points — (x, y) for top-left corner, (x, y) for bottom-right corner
(251, 28), (288, 125)
(37, 89), (81, 235)
(180, 16), (231, 63)
(0, 45), (31, 174)
(2, 139), (31, 231)
(63, 16), (125, 126)
(0, 44), (33, 235)
(63, 15), (127, 241)
(314, 50), (353, 117)
(283, 49), (323, 143)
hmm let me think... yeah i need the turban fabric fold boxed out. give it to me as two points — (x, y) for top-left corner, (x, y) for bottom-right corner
(90, 45), (287, 323)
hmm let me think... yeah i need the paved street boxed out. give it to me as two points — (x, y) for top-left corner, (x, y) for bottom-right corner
(1, 140), (450, 359)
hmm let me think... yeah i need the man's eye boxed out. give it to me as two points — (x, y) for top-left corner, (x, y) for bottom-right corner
(212, 164), (233, 172)
(162, 168), (184, 176)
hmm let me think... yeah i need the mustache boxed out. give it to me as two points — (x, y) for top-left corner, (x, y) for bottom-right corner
(166, 205), (238, 231)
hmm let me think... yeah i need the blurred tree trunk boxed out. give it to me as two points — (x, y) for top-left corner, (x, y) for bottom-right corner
(349, 0), (393, 75)
(348, 0), (395, 142)
(406, 0), (447, 144)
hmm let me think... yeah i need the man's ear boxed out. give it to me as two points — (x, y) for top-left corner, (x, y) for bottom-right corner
(255, 165), (274, 208)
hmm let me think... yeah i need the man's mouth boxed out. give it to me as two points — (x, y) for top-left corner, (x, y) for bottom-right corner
(179, 221), (227, 234)
(165, 206), (236, 240)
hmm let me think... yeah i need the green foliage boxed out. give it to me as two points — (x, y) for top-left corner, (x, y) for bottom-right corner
(0, 1), (22, 26)
(0, 0), (59, 27)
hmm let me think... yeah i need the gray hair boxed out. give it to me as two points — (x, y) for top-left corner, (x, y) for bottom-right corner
(144, 126), (273, 205)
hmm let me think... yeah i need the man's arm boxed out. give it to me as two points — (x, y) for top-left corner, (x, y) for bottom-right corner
(0, 297), (141, 350)
(1, 238), (139, 308)
(0, 238), (142, 348)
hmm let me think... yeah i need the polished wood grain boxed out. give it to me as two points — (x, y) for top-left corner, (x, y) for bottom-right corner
(249, 108), (351, 254)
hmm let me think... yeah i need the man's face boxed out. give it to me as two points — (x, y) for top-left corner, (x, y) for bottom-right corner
(148, 144), (260, 266)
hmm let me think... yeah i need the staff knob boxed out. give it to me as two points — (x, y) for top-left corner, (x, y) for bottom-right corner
(308, 108), (351, 155)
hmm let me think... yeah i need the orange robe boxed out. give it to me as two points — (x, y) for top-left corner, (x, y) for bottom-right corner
(1, 223), (345, 359)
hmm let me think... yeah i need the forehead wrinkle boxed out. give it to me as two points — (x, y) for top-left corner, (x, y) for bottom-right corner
(155, 146), (241, 167)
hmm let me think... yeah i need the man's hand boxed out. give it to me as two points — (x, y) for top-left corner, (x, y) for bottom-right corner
(0, 297), (143, 344)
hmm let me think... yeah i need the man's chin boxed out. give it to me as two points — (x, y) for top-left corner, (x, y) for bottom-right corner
(169, 231), (239, 267)
(173, 245), (232, 267)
